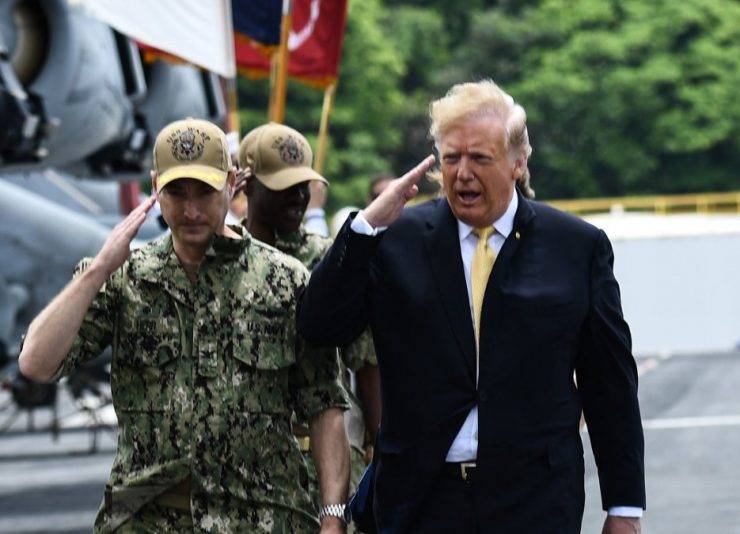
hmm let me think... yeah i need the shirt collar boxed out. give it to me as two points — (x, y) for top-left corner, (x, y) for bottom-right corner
(137, 227), (247, 284)
(275, 227), (304, 256)
(457, 188), (518, 241)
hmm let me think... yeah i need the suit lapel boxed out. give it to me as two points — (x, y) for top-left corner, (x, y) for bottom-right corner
(488, 188), (536, 292)
(423, 199), (477, 379)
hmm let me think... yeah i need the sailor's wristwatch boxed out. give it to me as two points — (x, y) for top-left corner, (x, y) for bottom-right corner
(318, 503), (351, 525)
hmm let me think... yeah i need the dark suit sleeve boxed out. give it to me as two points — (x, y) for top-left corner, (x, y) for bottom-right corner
(576, 229), (646, 510)
(297, 216), (381, 347)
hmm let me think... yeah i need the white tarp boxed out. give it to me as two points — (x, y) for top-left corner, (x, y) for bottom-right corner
(584, 212), (740, 355)
(73, 0), (236, 78)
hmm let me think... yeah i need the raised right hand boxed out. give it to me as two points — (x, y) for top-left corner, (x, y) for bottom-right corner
(233, 167), (251, 197)
(362, 155), (435, 229)
(91, 195), (156, 276)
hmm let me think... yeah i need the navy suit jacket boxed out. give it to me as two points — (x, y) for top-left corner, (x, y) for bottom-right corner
(298, 190), (645, 533)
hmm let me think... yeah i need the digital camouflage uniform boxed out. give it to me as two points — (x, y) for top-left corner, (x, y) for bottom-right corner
(54, 228), (348, 533)
(275, 227), (377, 515)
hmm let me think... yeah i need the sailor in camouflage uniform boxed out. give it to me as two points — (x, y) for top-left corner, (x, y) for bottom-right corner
(19, 119), (350, 533)
(237, 123), (381, 530)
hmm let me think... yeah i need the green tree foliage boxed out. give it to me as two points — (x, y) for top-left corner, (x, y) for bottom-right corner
(443, 0), (740, 198)
(383, 0), (484, 47)
(381, 6), (449, 191)
(237, 0), (740, 209)
(313, 0), (408, 211)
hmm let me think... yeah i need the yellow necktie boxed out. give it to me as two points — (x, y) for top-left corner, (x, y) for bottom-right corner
(472, 226), (496, 350)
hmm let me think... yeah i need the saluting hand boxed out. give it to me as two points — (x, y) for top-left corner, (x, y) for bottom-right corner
(362, 155), (436, 229)
(91, 194), (156, 277)
(233, 167), (251, 197)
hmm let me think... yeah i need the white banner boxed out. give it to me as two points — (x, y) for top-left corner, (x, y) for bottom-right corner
(74, 0), (236, 78)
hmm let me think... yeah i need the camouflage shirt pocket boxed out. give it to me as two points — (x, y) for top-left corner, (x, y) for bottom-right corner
(231, 307), (296, 370)
(127, 317), (181, 367)
(230, 307), (296, 414)
(114, 317), (181, 412)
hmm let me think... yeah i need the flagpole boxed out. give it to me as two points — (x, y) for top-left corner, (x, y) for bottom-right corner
(269, 0), (292, 123)
(227, 77), (240, 135)
(314, 82), (337, 174)
(268, 54), (278, 120)
(221, 0), (239, 157)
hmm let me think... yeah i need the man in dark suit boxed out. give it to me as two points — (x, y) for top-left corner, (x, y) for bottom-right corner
(298, 80), (645, 533)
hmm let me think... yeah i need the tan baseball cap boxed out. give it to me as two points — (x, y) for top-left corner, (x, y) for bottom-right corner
(153, 118), (232, 192)
(239, 122), (328, 191)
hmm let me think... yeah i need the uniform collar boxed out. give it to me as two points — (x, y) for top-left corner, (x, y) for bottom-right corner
(274, 227), (304, 256)
(206, 225), (249, 258)
(135, 228), (248, 284)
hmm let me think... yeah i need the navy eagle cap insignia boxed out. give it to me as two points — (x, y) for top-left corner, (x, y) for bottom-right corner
(272, 135), (305, 165)
(168, 128), (209, 161)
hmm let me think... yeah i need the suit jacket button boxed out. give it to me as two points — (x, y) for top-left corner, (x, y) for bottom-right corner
(478, 389), (488, 402)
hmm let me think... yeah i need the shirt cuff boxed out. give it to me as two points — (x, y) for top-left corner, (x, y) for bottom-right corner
(304, 208), (330, 237)
(607, 506), (643, 517)
(305, 207), (326, 219)
(350, 211), (387, 236)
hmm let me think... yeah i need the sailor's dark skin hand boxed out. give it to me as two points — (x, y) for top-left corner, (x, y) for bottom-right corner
(233, 167), (250, 197)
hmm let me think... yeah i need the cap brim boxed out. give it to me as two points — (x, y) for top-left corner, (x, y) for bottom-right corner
(157, 165), (228, 192)
(256, 165), (329, 191)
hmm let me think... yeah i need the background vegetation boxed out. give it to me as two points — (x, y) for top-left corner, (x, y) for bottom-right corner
(237, 0), (740, 214)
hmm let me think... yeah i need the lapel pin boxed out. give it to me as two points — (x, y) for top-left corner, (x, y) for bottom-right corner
(515, 231), (521, 240)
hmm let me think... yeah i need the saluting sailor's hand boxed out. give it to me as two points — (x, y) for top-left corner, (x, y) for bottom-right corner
(233, 166), (251, 197)
(91, 194), (156, 276)
(362, 155), (435, 229)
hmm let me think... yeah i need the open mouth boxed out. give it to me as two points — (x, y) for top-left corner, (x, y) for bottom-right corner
(458, 191), (480, 204)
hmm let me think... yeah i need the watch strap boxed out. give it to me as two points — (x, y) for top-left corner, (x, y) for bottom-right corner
(318, 503), (349, 523)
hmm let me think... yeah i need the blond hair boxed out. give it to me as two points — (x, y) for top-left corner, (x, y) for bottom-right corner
(428, 80), (534, 198)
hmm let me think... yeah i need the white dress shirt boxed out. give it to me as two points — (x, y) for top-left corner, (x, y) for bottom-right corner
(304, 207), (330, 237)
